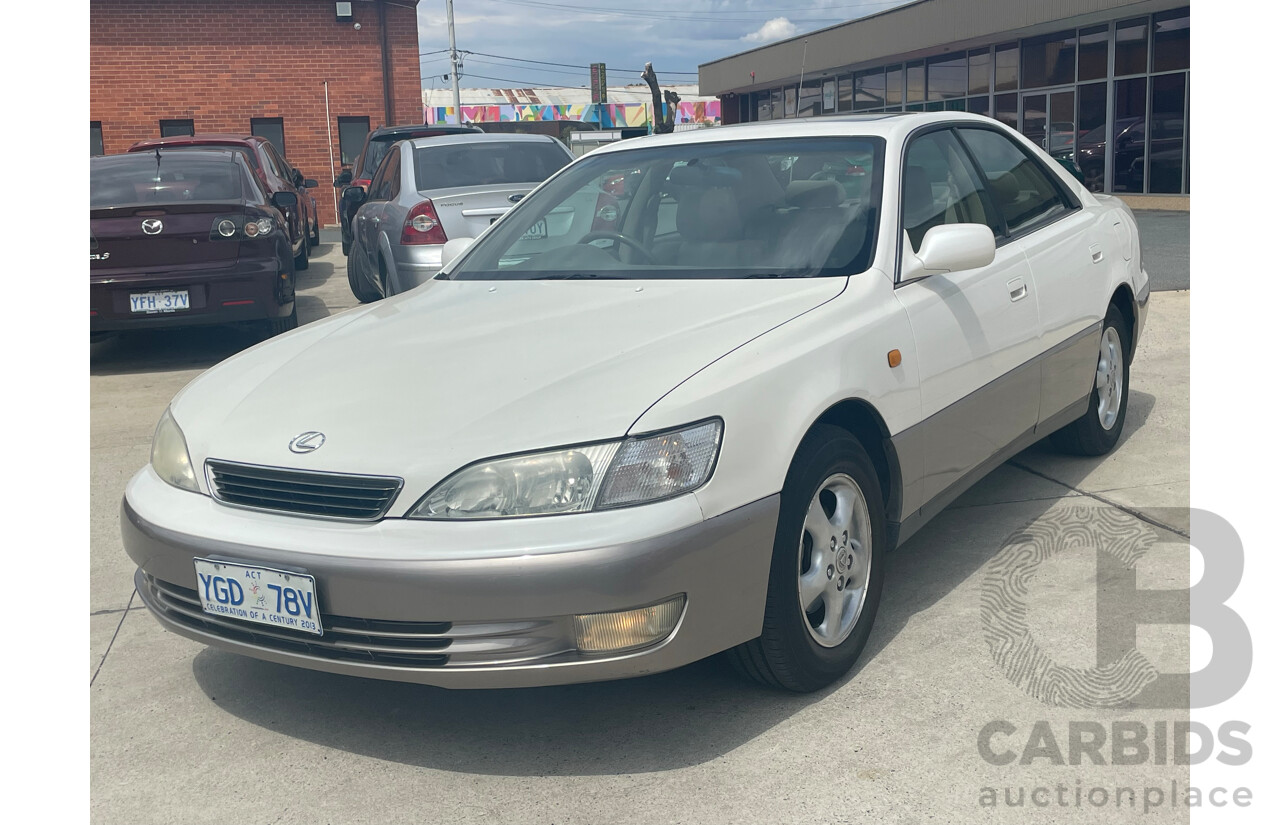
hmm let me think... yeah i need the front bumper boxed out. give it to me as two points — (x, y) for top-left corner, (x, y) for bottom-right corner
(122, 468), (779, 688)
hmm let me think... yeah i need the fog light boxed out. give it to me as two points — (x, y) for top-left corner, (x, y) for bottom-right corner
(573, 595), (685, 654)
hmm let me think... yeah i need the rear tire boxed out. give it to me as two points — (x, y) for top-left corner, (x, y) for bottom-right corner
(258, 304), (298, 339)
(729, 424), (887, 692)
(346, 249), (380, 303)
(1049, 304), (1131, 456)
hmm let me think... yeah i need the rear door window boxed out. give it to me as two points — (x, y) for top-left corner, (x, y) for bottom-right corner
(368, 148), (401, 201)
(956, 127), (1071, 234)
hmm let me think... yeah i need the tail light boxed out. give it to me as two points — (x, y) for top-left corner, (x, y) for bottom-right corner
(209, 215), (274, 240)
(401, 199), (448, 245)
(353, 178), (372, 189)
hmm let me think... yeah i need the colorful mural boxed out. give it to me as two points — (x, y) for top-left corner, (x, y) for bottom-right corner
(424, 101), (721, 130)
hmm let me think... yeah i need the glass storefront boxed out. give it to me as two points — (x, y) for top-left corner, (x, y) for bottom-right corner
(739, 6), (1190, 195)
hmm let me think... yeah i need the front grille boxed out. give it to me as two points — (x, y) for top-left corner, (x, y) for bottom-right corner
(140, 574), (577, 669)
(206, 459), (402, 521)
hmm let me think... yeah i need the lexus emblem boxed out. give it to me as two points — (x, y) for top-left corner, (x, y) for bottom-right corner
(289, 431), (326, 453)
(141, 218), (164, 235)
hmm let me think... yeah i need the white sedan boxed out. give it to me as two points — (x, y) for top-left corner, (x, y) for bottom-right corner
(123, 113), (1148, 692)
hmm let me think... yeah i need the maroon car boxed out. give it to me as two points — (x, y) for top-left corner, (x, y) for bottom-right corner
(90, 149), (298, 338)
(129, 134), (318, 271)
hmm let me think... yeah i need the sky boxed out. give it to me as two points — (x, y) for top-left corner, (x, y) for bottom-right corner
(415, 0), (917, 92)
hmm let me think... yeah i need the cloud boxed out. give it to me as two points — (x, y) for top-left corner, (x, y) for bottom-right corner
(741, 17), (797, 44)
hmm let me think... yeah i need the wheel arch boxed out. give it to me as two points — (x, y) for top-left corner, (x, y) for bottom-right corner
(807, 398), (903, 537)
(1110, 282), (1138, 346)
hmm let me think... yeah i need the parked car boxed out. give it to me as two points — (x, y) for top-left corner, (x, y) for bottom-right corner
(344, 132), (573, 300)
(91, 149), (298, 338)
(129, 134), (319, 271)
(122, 113), (1148, 692)
(334, 123), (484, 255)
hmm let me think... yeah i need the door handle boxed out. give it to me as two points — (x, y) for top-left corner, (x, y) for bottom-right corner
(1090, 243), (1104, 263)
(1008, 277), (1028, 302)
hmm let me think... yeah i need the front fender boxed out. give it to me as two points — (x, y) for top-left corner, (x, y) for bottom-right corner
(629, 269), (920, 522)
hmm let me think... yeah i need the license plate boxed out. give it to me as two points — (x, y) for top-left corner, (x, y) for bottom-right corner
(130, 289), (190, 313)
(519, 219), (547, 240)
(193, 558), (323, 636)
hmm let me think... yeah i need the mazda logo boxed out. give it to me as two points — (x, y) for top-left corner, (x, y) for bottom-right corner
(141, 218), (164, 235)
(288, 431), (326, 453)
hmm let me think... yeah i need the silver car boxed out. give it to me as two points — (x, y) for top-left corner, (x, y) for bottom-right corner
(344, 133), (573, 301)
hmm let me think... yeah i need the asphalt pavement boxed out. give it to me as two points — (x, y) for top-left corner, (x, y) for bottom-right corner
(90, 227), (1191, 824)
(1133, 210), (1189, 291)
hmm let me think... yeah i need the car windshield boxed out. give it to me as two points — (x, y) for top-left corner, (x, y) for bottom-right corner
(413, 142), (570, 189)
(91, 156), (246, 207)
(444, 136), (884, 281)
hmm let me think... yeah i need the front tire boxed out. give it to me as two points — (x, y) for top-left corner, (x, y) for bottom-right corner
(1049, 304), (1131, 456)
(729, 425), (886, 692)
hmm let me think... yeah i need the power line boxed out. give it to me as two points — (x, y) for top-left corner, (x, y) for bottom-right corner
(480, 0), (896, 24)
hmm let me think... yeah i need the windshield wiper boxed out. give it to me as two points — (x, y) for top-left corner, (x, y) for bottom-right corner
(531, 273), (627, 280)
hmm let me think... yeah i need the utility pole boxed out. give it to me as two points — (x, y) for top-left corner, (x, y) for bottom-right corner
(446, 0), (463, 125)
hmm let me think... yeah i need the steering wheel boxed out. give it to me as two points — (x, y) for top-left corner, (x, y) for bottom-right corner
(576, 231), (655, 264)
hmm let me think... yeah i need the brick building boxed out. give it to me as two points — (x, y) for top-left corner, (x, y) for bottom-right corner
(90, 0), (424, 225)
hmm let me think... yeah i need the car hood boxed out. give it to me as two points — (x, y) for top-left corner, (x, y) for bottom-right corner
(174, 277), (844, 508)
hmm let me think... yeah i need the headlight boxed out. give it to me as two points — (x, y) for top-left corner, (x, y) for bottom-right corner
(151, 408), (199, 493)
(409, 419), (722, 519)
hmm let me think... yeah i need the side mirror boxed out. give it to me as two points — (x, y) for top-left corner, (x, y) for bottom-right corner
(334, 170), (353, 187)
(900, 224), (995, 282)
(440, 237), (476, 270)
(304, 178), (318, 188)
(342, 186), (366, 207)
(271, 191), (299, 210)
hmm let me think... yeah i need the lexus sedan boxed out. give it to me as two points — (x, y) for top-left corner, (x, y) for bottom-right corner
(343, 132), (572, 301)
(122, 113), (1148, 692)
(92, 149), (298, 338)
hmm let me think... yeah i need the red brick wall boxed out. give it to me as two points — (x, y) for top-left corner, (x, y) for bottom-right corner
(90, 0), (423, 225)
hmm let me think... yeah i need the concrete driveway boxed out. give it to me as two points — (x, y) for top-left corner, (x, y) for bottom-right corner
(91, 234), (1191, 824)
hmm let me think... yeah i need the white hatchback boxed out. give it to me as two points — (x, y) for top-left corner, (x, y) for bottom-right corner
(123, 113), (1148, 692)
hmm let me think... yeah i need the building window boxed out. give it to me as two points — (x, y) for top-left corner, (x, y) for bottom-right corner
(91, 122), (104, 156)
(1153, 8), (1190, 72)
(906, 61), (925, 104)
(1077, 25), (1108, 82)
(1021, 30), (1076, 89)
(1114, 17), (1149, 77)
(994, 44), (1018, 91)
(885, 65), (904, 108)
(926, 54), (966, 101)
(1077, 82), (1108, 191)
(159, 119), (194, 137)
(965, 96), (990, 117)
(821, 79), (837, 113)
(994, 93), (1017, 130)
(837, 76), (853, 112)
(1149, 73), (1187, 193)
(1112, 77), (1147, 192)
(770, 88), (784, 119)
(854, 68), (885, 111)
(251, 117), (286, 156)
(968, 49), (990, 95)
(798, 77), (822, 117)
(338, 117), (370, 166)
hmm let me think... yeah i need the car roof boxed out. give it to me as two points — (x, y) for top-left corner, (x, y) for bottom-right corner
(369, 124), (484, 140)
(404, 132), (561, 150)
(589, 111), (997, 156)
